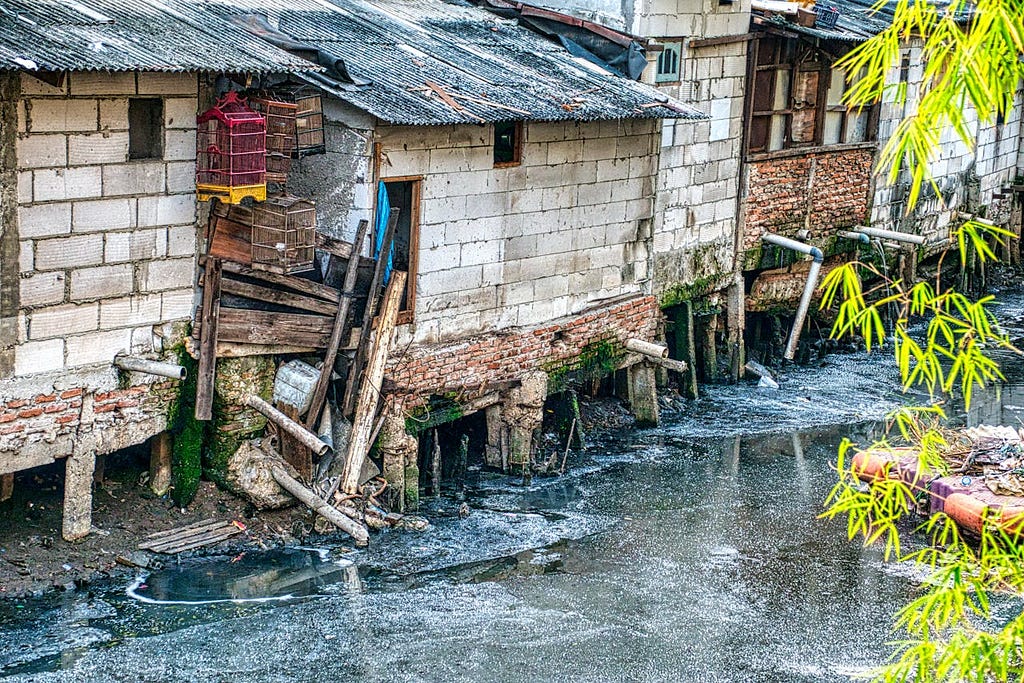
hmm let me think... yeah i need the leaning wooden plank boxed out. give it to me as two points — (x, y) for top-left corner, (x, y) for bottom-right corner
(271, 464), (369, 546)
(219, 275), (338, 316)
(195, 258), (222, 421)
(209, 216), (252, 265)
(217, 309), (334, 348)
(219, 260), (340, 304)
(340, 271), (407, 495)
(305, 219), (370, 430)
(342, 211), (400, 417)
(315, 232), (354, 260)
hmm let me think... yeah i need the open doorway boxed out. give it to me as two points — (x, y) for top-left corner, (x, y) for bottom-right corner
(381, 177), (421, 323)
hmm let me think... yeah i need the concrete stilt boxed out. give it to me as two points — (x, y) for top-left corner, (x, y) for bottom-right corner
(726, 279), (745, 382)
(503, 372), (547, 471)
(702, 312), (719, 383)
(149, 431), (172, 496)
(628, 362), (659, 427)
(484, 404), (504, 469)
(378, 409), (418, 512)
(63, 449), (96, 541)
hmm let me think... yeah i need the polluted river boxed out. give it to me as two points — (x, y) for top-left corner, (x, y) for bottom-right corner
(5, 295), (1024, 682)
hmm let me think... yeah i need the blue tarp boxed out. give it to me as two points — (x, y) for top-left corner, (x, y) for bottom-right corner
(375, 181), (394, 285)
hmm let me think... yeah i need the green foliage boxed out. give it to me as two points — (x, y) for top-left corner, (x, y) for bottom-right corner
(837, 0), (1024, 208)
(546, 339), (622, 394)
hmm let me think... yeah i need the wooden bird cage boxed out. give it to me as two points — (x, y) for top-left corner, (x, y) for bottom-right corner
(196, 92), (267, 205)
(251, 97), (297, 186)
(269, 85), (326, 155)
(251, 195), (316, 274)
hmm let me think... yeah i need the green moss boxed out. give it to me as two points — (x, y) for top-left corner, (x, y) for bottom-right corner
(168, 344), (203, 507)
(405, 394), (464, 436)
(659, 274), (727, 309)
(545, 339), (622, 394)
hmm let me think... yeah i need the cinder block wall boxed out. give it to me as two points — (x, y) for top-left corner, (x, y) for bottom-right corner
(377, 119), (659, 347)
(870, 44), (1024, 243)
(1, 71), (198, 466)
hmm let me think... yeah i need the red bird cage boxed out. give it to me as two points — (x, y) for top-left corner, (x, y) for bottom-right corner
(196, 92), (267, 204)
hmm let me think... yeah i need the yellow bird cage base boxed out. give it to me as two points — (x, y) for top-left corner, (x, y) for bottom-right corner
(197, 183), (267, 205)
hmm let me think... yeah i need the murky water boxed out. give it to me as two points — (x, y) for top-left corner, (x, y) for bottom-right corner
(4, 296), (1024, 682)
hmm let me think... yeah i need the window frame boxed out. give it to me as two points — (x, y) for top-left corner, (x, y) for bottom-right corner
(493, 121), (523, 168)
(655, 40), (684, 85)
(380, 175), (422, 325)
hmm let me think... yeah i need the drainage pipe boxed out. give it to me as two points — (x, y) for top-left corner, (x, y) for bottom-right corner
(761, 233), (824, 361)
(837, 230), (871, 244)
(854, 226), (927, 246)
(113, 355), (186, 380)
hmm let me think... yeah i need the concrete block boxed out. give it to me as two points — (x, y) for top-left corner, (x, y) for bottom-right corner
(17, 171), (32, 204)
(504, 234), (538, 261)
(461, 239), (501, 267)
(72, 198), (133, 232)
(14, 339), (65, 376)
(418, 266), (483, 297)
(161, 288), (195, 320)
(165, 161), (194, 193)
(19, 240), (34, 272)
(582, 136), (618, 161)
(70, 72), (136, 96)
(137, 194), (196, 227)
(595, 158), (630, 182)
(35, 233), (104, 269)
(29, 302), (98, 339)
(19, 203), (72, 239)
(71, 263), (134, 301)
(69, 132), (129, 165)
(20, 271), (65, 307)
(546, 139), (584, 165)
(163, 129), (196, 162)
(17, 134), (68, 169)
(163, 98), (198, 129)
(104, 228), (164, 263)
(28, 99), (97, 133)
(100, 99), (131, 130)
(20, 73), (67, 96)
(502, 280), (534, 306)
(525, 121), (567, 144)
(577, 181), (613, 206)
(137, 72), (196, 96)
(166, 224), (196, 257)
(141, 257), (195, 291)
(65, 329), (132, 367)
(99, 294), (162, 329)
(102, 161), (165, 196)
(33, 167), (103, 202)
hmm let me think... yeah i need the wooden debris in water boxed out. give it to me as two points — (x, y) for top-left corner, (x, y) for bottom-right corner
(139, 518), (244, 554)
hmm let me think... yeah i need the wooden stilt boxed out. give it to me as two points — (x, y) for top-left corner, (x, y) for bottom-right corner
(431, 429), (442, 496)
(149, 431), (172, 496)
(0, 473), (13, 502)
(195, 258), (222, 421)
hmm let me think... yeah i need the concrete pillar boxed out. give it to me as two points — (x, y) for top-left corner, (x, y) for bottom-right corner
(150, 431), (172, 496)
(726, 278), (745, 382)
(702, 312), (720, 383)
(628, 362), (659, 427)
(209, 355), (275, 488)
(377, 407), (418, 512)
(671, 302), (699, 399)
(63, 449), (96, 541)
(484, 404), (505, 469)
(504, 371), (547, 470)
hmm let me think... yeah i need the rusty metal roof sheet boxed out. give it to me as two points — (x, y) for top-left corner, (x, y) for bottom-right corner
(204, 0), (705, 125)
(0, 0), (317, 73)
(756, 0), (966, 43)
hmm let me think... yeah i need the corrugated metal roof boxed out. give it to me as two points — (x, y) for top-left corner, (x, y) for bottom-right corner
(757, 0), (965, 43)
(0, 0), (317, 73)
(202, 0), (706, 125)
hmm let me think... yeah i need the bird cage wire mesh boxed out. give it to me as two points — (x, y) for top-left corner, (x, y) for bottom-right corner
(196, 92), (267, 204)
(251, 195), (316, 274)
(266, 84), (326, 155)
(250, 96), (297, 187)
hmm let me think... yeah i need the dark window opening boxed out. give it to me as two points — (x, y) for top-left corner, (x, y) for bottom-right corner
(747, 35), (877, 154)
(656, 41), (682, 83)
(493, 121), (522, 166)
(382, 178), (420, 322)
(129, 98), (163, 160)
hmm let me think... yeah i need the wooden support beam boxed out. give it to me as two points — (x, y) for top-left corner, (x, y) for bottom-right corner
(279, 402), (312, 482)
(149, 431), (172, 496)
(216, 309), (334, 348)
(195, 257), (221, 421)
(214, 258), (340, 305)
(305, 219), (370, 431)
(340, 271), (406, 495)
(342, 210), (400, 418)
(1, 473), (13, 502)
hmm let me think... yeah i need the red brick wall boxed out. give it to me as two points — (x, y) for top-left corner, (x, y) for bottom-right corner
(0, 382), (176, 456)
(387, 295), (659, 407)
(743, 148), (873, 251)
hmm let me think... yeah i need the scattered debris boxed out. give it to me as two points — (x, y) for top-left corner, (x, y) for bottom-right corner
(138, 519), (244, 554)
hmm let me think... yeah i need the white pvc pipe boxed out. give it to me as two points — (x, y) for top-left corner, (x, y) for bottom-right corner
(854, 226), (927, 246)
(114, 355), (186, 380)
(837, 230), (870, 244)
(761, 233), (824, 362)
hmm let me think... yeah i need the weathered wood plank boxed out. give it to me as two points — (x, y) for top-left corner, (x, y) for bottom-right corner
(195, 258), (222, 421)
(305, 219), (370, 430)
(209, 216), (252, 265)
(219, 275), (338, 316)
(219, 260), (340, 305)
(340, 271), (406, 495)
(216, 309), (334, 348)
